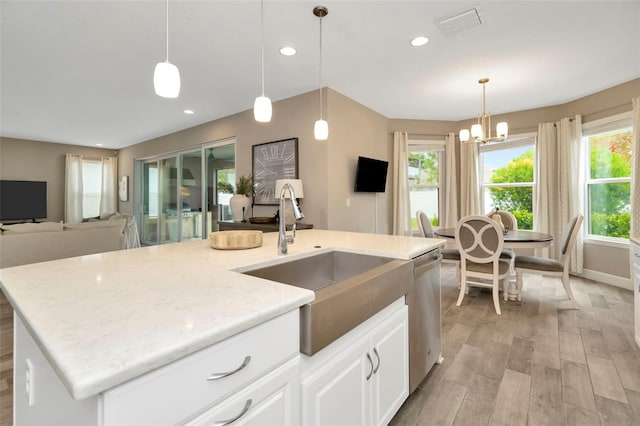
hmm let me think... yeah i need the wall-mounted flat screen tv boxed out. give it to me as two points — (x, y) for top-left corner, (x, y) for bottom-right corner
(354, 156), (389, 193)
(0, 180), (47, 221)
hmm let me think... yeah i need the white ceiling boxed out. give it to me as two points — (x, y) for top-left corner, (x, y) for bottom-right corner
(1, 0), (639, 149)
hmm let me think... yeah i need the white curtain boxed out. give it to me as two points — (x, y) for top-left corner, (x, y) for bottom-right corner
(631, 96), (640, 240)
(392, 131), (411, 236)
(534, 115), (583, 272)
(99, 156), (118, 216)
(444, 132), (459, 227)
(534, 122), (558, 257)
(460, 139), (480, 217)
(65, 153), (83, 224)
(558, 116), (583, 273)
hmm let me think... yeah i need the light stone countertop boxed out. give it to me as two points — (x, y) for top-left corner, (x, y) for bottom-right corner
(0, 229), (444, 400)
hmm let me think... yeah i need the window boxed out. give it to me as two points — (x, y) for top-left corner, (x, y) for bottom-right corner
(82, 160), (102, 218)
(583, 116), (632, 240)
(408, 140), (444, 231)
(479, 136), (536, 230)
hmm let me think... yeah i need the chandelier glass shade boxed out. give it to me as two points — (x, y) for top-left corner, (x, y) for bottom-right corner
(459, 78), (508, 144)
(254, 0), (272, 122)
(154, 0), (180, 98)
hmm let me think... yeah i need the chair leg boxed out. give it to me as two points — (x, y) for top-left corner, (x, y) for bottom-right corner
(492, 277), (502, 315)
(516, 270), (524, 302)
(502, 277), (510, 301)
(456, 271), (467, 307)
(502, 277), (509, 301)
(561, 270), (580, 309)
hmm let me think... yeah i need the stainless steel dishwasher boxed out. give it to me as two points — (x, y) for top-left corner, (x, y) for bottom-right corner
(406, 248), (443, 393)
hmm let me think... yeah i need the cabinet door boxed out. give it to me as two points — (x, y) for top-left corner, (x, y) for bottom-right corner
(370, 306), (409, 426)
(183, 357), (300, 426)
(301, 337), (371, 426)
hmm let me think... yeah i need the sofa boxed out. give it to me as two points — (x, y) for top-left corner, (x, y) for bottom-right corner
(0, 218), (129, 269)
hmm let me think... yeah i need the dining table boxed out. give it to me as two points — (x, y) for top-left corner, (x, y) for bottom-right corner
(433, 227), (554, 300)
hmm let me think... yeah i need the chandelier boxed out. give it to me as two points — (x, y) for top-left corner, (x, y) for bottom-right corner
(459, 78), (508, 144)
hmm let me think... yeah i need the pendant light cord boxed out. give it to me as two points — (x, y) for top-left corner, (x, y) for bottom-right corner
(165, 0), (170, 61)
(260, 0), (265, 96)
(318, 15), (323, 120)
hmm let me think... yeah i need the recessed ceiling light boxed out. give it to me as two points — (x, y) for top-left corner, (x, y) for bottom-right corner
(184, 109), (194, 114)
(96, 143), (103, 147)
(410, 36), (429, 47)
(280, 46), (296, 56)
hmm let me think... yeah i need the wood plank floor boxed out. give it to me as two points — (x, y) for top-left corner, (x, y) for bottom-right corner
(0, 291), (13, 426)
(0, 265), (638, 426)
(391, 265), (640, 426)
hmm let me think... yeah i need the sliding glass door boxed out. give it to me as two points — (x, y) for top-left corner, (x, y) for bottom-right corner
(137, 139), (235, 246)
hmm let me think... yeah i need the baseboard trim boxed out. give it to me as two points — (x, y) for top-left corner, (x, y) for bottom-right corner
(575, 268), (632, 290)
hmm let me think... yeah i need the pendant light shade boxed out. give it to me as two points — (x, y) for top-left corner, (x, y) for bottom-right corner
(254, 0), (272, 122)
(313, 6), (328, 141)
(154, 0), (180, 99)
(254, 95), (272, 122)
(154, 61), (181, 98)
(314, 119), (329, 140)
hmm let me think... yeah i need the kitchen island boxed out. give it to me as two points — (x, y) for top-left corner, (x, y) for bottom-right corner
(0, 229), (443, 425)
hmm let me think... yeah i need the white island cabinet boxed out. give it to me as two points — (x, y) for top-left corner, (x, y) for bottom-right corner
(2, 230), (443, 425)
(300, 299), (409, 426)
(14, 310), (301, 426)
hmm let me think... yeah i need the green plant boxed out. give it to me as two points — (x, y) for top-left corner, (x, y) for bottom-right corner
(217, 182), (234, 194)
(235, 174), (253, 197)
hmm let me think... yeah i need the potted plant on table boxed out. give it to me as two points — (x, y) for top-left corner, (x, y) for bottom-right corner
(229, 174), (253, 222)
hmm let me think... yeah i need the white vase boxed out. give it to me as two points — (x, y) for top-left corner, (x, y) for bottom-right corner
(230, 195), (251, 222)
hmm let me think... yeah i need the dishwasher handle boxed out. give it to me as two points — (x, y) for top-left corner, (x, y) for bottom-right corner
(414, 252), (442, 275)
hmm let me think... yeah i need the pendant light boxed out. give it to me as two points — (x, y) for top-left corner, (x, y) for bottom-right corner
(313, 6), (329, 141)
(154, 0), (181, 98)
(254, 0), (272, 122)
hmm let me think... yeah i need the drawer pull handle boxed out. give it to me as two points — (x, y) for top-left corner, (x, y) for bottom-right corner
(207, 356), (251, 381)
(212, 399), (252, 426)
(366, 352), (374, 381)
(373, 347), (380, 374)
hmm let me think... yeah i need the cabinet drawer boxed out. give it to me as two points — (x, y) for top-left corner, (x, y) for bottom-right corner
(102, 310), (299, 426)
(183, 356), (300, 426)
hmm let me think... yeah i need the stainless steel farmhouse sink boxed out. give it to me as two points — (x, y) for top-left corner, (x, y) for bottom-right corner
(242, 250), (413, 355)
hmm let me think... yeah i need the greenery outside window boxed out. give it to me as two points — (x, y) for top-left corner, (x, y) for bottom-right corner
(479, 136), (536, 229)
(583, 116), (632, 241)
(408, 140), (444, 231)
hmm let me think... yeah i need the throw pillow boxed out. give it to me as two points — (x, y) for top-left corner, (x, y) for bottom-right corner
(64, 218), (127, 233)
(1, 221), (64, 233)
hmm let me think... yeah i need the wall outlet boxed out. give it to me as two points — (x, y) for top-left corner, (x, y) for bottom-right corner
(346, 198), (351, 207)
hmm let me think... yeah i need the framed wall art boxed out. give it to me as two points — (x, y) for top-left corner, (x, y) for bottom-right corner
(252, 137), (298, 205)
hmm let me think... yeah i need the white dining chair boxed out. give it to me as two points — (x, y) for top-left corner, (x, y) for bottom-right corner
(455, 215), (511, 315)
(416, 210), (461, 265)
(486, 208), (518, 232)
(514, 213), (584, 308)
(486, 209), (518, 298)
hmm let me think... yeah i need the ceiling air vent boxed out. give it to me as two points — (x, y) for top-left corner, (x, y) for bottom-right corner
(435, 8), (483, 37)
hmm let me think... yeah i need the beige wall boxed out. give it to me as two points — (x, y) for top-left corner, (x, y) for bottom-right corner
(327, 89), (390, 234)
(118, 89), (331, 229)
(0, 137), (116, 222)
